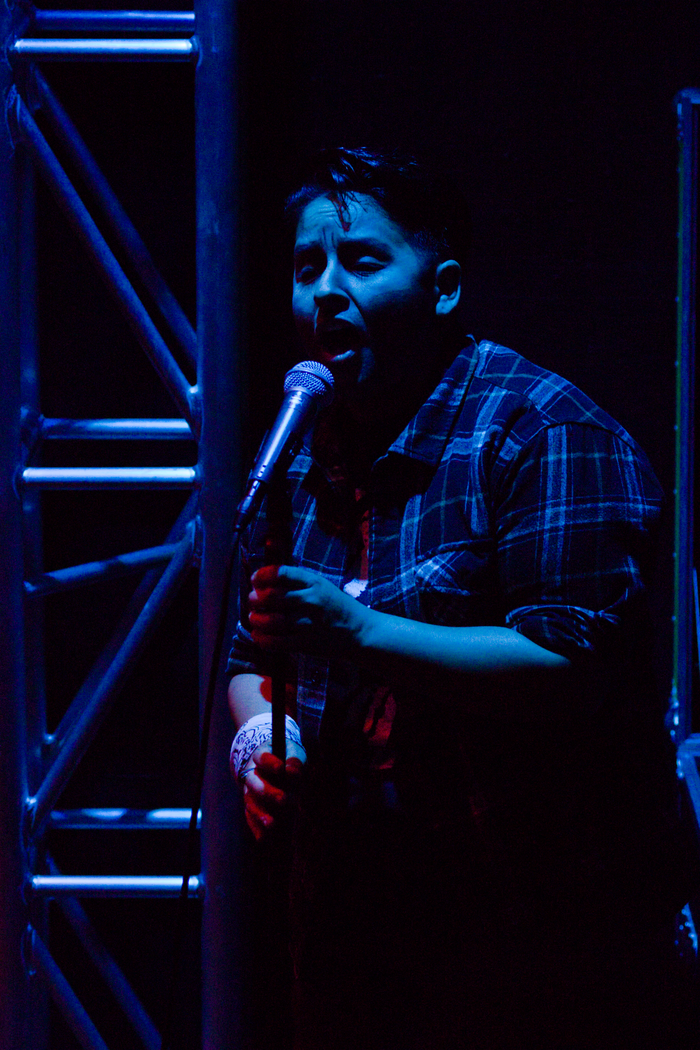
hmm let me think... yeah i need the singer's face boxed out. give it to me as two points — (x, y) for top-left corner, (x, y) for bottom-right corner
(292, 193), (439, 413)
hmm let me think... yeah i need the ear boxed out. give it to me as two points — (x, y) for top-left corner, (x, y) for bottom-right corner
(434, 260), (461, 317)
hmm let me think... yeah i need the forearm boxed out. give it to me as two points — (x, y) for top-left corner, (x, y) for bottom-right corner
(247, 564), (590, 720)
(355, 611), (581, 719)
(228, 672), (272, 730)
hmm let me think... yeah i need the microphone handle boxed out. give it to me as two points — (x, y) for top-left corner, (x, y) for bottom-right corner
(233, 387), (317, 535)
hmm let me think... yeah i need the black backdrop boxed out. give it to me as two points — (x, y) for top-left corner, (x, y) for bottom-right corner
(33, 0), (700, 1045)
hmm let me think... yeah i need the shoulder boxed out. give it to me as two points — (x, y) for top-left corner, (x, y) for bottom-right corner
(446, 341), (663, 510)
(467, 341), (650, 461)
(471, 340), (629, 435)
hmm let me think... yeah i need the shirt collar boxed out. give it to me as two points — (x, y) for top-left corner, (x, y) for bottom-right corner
(383, 338), (479, 468)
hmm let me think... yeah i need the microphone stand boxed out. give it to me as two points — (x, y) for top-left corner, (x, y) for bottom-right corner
(260, 461), (296, 1047)
(263, 460), (293, 763)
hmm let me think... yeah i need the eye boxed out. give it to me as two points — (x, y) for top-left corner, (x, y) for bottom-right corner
(340, 241), (391, 276)
(295, 263), (319, 284)
(294, 248), (325, 284)
(344, 250), (389, 277)
(352, 257), (385, 275)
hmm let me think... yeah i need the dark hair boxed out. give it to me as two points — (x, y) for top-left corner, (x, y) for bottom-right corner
(284, 147), (470, 266)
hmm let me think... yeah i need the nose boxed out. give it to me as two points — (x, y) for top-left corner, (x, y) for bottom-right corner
(314, 259), (348, 310)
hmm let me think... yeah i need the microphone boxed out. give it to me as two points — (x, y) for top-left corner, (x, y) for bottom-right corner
(233, 360), (334, 533)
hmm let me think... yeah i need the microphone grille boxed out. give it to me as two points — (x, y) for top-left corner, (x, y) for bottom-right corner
(284, 360), (334, 406)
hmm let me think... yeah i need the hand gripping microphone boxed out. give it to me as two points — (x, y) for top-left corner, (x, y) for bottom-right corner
(233, 360), (334, 534)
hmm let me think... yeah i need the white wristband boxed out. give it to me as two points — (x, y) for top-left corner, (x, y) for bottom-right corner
(230, 713), (305, 780)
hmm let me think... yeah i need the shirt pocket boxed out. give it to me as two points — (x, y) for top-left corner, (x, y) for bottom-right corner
(412, 542), (497, 626)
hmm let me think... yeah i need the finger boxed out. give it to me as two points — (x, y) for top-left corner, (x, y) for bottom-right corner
(255, 750), (286, 780)
(243, 771), (286, 806)
(244, 795), (273, 840)
(250, 564), (281, 588)
(244, 808), (263, 840)
(244, 780), (284, 815)
(248, 586), (285, 612)
(255, 750), (304, 788)
(249, 610), (293, 633)
(242, 753), (303, 839)
(249, 593), (318, 628)
(249, 613), (318, 651)
(251, 564), (314, 591)
(250, 631), (292, 653)
(285, 756), (304, 779)
(244, 797), (286, 844)
(243, 772), (289, 834)
(248, 584), (310, 616)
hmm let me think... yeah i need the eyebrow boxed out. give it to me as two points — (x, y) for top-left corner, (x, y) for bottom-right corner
(293, 236), (392, 257)
(293, 242), (322, 258)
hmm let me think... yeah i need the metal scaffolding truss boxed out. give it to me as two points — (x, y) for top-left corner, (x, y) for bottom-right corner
(1, 3), (245, 1047)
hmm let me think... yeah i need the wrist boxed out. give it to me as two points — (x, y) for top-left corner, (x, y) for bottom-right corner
(350, 601), (381, 655)
(350, 604), (394, 666)
(230, 713), (305, 780)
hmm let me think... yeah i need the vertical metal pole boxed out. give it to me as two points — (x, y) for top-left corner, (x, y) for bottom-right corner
(674, 90), (699, 746)
(0, 11), (31, 1045)
(196, 1), (250, 1047)
(17, 78), (50, 1050)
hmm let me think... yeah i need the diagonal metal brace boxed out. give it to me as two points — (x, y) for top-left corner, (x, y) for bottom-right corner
(44, 494), (198, 763)
(24, 542), (181, 596)
(7, 88), (199, 433)
(30, 65), (197, 371)
(27, 523), (196, 835)
(46, 855), (161, 1050)
(28, 928), (113, 1050)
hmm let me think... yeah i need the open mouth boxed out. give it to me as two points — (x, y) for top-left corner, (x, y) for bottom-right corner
(315, 324), (360, 360)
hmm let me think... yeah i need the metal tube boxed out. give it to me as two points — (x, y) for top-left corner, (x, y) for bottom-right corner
(47, 858), (161, 1050)
(0, 6), (33, 1040)
(16, 90), (51, 1050)
(22, 466), (196, 488)
(49, 808), (200, 829)
(24, 542), (180, 596)
(31, 67), (197, 370)
(673, 89), (700, 746)
(29, 526), (195, 833)
(32, 875), (203, 898)
(42, 417), (192, 439)
(33, 10), (195, 34)
(29, 931), (112, 1050)
(195, 0), (248, 1046)
(12, 38), (197, 61)
(10, 92), (197, 428)
(16, 123), (49, 972)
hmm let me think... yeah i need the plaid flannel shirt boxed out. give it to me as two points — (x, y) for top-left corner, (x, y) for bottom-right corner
(228, 339), (663, 746)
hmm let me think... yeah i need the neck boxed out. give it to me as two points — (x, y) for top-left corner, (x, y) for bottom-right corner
(316, 337), (461, 481)
(346, 329), (461, 443)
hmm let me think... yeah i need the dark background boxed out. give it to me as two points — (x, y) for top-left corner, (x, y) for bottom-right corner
(29, 0), (699, 1045)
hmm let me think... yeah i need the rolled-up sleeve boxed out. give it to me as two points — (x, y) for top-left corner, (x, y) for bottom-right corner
(495, 422), (663, 662)
(226, 620), (262, 679)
